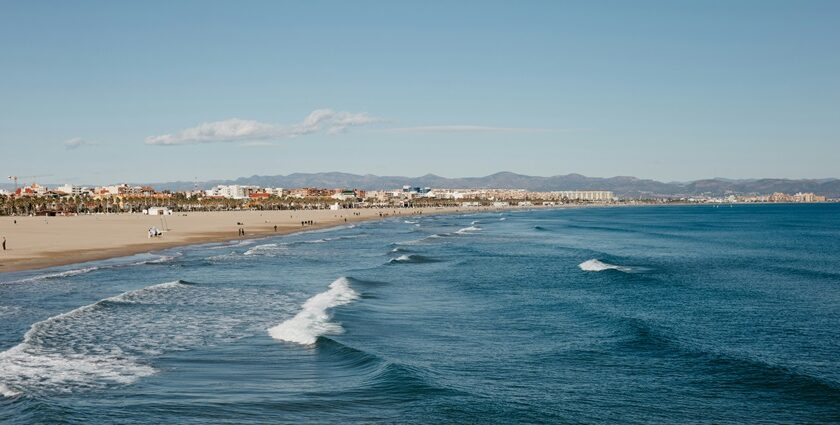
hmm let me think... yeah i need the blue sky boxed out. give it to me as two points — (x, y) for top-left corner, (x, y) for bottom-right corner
(1, 0), (838, 184)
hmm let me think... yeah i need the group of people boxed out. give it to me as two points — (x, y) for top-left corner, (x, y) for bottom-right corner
(301, 220), (315, 227)
(238, 228), (246, 236)
(147, 227), (162, 238)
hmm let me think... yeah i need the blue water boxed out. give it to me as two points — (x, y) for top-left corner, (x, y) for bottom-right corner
(1, 204), (839, 424)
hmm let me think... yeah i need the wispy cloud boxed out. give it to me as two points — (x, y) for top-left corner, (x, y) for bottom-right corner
(64, 137), (96, 149)
(379, 125), (553, 134)
(145, 109), (381, 146)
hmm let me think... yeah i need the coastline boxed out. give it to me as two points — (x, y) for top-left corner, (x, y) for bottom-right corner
(0, 206), (520, 274)
(2, 202), (801, 275)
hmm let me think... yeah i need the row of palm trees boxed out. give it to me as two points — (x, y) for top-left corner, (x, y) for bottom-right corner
(0, 194), (371, 215)
(0, 193), (510, 216)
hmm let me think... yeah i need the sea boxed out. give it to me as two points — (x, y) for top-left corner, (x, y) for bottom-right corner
(1, 204), (839, 424)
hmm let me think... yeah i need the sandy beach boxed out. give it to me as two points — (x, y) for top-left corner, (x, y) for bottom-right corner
(0, 207), (477, 273)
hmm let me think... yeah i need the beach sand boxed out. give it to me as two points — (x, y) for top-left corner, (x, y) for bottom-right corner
(0, 207), (474, 273)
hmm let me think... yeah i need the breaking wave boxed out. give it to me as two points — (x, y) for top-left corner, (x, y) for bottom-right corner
(1, 266), (101, 285)
(388, 254), (437, 264)
(268, 277), (359, 346)
(243, 243), (284, 256)
(0, 280), (193, 397)
(1, 253), (178, 285)
(578, 259), (641, 273)
(455, 226), (481, 234)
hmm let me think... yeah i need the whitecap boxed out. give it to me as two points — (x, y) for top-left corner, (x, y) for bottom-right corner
(243, 243), (281, 256)
(0, 280), (190, 396)
(0, 383), (21, 398)
(455, 226), (482, 234)
(1, 266), (100, 285)
(268, 277), (359, 346)
(578, 259), (637, 273)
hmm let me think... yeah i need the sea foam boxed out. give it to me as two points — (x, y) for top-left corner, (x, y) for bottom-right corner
(455, 226), (481, 234)
(388, 254), (436, 264)
(1, 266), (100, 285)
(0, 280), (190, 396)
(578, 259), (636, 273)
(268, 277), (359, 346)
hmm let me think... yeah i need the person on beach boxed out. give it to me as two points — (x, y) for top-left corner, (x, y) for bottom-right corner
(2, 236), (5, 251)
(274, 225), (278, 232)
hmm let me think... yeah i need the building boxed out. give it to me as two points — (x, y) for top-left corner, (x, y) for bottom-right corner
(55, 184), (85, 196)
(265, 187), (285, 197)
(331, 189), (358, 201)
(143, 207), (172, 215)
(205, 185), (259, 199)
(555, 191), (615, 201)
(16, 183), (48, 196)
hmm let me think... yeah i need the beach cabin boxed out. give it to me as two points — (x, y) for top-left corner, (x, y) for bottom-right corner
(143, 207), (173, 216)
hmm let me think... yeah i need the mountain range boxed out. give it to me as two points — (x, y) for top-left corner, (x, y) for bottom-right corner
(148, 172), (840, 198)
(4, 172), (838, 198)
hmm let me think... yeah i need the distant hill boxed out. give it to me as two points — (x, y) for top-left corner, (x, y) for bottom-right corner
(145, 172), (840, 198)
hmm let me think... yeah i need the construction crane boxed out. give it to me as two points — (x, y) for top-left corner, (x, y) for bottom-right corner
(7, 175), (50, 192)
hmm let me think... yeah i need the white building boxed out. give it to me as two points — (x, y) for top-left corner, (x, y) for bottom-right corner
(331, 190), (357, 201)
(144, 207), (172, 215)
(205, 185), (259, 199)
(56, 184), (85, 196)
(555, 191), (615, 201)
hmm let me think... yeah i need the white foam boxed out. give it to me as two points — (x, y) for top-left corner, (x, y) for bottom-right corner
(393, 254), (412, 262)
(243, 243), (280, 256)
(0, 383), (21, 398)
(2, 266), (100, 285)
(0, 280), (190, 396)
(455, 226), (481, 234)
(139, 254), (178, 264)
(2, 253), (179, 285)
(499, 217), (507, 221)
(578, 259), (635, 273)
(268, 277), (359, 346)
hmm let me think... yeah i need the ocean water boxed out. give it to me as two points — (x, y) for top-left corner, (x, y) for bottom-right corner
(1, 204), (839, 424)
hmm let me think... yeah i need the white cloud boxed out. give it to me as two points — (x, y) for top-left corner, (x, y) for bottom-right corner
(379, 125), (551, 134)
(64, 137), (96, 149)
(145, 109), (381, 146)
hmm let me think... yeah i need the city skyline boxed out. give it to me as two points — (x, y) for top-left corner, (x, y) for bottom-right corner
(2, 1), (839, 183)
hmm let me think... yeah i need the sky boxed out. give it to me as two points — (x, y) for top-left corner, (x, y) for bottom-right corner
(1, 0), (839, 185)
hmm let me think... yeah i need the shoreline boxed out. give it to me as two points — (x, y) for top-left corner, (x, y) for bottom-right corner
(2, 202), (786, 275)
(0, 206), (525, 274)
